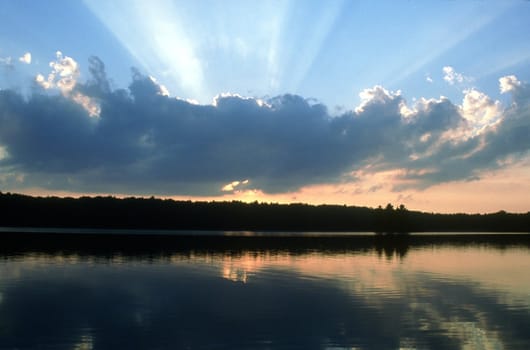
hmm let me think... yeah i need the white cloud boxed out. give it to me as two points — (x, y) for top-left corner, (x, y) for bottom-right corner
(222, 180), (250, 192)
(51, 51), (79, 93)
(460, 89), (502, 134)
(222, 181), (240, 192)
(36, 51), (80, 93)
(71, 92), (101, 117)
(442, 66), (471, 85)
(426, 75), (433, 83)
(176, 97), (200, 105)
(35, 73), (53, 89)
(355, 85), (400, 114)
(148, 76), (170, 96)
(35, 52), (100, 117)
(0, 145), (8, 160)
(499, 75), (521, 94)
(18, 52), (31, 64)
(0, 56), (12, 66)
(212, 92), (270, 108)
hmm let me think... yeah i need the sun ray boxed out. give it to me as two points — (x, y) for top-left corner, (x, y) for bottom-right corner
(83, 0), (207, 100)
(384, 3), (511, 88)
(284, 0), (345, 93)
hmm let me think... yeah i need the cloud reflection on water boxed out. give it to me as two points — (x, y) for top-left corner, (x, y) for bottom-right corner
(0, 241), (529, 349)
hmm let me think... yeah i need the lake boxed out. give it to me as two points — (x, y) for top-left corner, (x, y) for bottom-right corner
(0, 231), (529, 349)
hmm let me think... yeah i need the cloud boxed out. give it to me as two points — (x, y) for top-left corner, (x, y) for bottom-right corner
(0, 56), (13, 68)
(35, 52), (100, 117)
(0, 145), (8, 160)
(442, 66), (471, 85)
(36, 51), (80, 93)
(460, 89), (502, 135)
(0, 55), (529, 196)
(18, 52), (31, 64)
(499, 75), (521, 94)
(221, 179), (249, 192)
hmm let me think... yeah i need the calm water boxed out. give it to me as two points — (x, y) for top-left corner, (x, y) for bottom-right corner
(0, 232), (529, 349)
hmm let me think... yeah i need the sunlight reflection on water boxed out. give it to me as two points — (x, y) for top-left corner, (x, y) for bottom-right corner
(0, 234), (529, 349)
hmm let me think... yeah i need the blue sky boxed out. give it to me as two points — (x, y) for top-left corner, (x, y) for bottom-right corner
(1, 1), (530, 212)
(3, 0), (529, 106)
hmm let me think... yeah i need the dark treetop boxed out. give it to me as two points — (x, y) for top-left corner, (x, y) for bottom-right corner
(1, 192), (529, 233)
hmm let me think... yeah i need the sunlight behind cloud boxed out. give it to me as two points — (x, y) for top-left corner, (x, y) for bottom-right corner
(83, 0), (205, 100)
(221, 179), (249, 192)
(83, 0), (349, 102)
(35, 51), (100, 117)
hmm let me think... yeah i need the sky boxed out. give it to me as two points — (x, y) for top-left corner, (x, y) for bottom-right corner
(0, 0), (529, 213)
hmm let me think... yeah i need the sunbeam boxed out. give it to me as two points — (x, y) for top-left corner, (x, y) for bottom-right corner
(384, 2), (511, 88)
(84, 0), (207, 100)
(280, 0), (345, 93)
(83, 0), (348, 101)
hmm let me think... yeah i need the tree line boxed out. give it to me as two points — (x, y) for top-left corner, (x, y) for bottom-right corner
(0, 192), (529, 232)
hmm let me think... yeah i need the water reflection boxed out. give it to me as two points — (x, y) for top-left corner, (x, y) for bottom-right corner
(0, 233), (529, 349)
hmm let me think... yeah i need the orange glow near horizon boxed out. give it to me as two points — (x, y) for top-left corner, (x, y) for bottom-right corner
(201, 162), (530, 214)
(8, 161), (530, 214)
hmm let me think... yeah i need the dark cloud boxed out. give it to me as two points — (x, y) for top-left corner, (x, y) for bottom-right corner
(0, 56), (529, 195)
(397, 83), (530, 187)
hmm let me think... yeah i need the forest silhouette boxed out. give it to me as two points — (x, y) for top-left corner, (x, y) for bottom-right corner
(1, 192), (528, 233)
